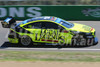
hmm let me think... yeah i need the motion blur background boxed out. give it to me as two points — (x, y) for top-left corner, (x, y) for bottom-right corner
(0, 0), (100, 20)
(0, 0), (100, 5)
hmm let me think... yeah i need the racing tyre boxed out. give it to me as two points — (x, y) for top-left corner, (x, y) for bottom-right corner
(19, 35), (32, 46)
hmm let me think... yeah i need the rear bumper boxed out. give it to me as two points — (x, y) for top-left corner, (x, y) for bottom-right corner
(8, 38), (19, 44)
(8, 31), (19, 44)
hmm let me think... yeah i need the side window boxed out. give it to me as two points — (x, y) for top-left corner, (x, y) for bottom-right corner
(58, 25), (65, 30)
(42, 22), (59, 29)
(24, 22), (42, 29)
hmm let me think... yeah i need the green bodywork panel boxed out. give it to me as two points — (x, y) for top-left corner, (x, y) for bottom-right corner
(8, 38), (18, 43)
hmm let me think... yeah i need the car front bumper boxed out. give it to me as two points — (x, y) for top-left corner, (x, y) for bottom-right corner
(93, 37), (98, 45)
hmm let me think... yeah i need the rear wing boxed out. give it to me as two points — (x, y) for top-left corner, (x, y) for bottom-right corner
(1, 17), (16, 28)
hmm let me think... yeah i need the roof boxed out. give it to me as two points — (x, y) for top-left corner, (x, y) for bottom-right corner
(16, 16), (62, 27)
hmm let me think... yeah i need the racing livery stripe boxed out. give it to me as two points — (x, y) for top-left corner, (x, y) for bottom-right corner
(42, 39), (58, 42)
(60, 30), (69, 33)
(51, 17), (54, 21)
(54, 18), (57, 21)
(55, 18), (62, 23)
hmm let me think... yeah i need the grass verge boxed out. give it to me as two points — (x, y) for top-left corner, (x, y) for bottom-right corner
(0, 51), (100, 62)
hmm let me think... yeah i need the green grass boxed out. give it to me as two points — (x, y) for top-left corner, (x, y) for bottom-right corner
(0, 51), (100, 62)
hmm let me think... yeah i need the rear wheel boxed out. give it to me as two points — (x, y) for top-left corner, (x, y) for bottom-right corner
(19, 35), (32, 46)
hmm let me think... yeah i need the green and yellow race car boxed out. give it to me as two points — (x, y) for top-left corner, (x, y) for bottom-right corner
(1, 16), (98, 46)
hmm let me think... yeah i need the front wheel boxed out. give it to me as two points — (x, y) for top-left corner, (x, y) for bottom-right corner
(19, 35), (33, 46)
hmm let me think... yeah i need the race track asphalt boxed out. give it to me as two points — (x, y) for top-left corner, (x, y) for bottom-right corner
(0, 21), (100, 51)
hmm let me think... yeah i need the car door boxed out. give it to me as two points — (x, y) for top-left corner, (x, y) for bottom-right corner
(40, 21), (72, 45)
(23, 22), (42, 42)
(58, 25), (71, 45)
(40, 22), (60, 43)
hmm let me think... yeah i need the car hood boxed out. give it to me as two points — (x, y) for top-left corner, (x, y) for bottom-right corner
(69, 23), (95, 33)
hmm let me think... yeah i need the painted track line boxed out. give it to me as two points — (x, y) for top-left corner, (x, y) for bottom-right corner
(1, 48), (100, 51)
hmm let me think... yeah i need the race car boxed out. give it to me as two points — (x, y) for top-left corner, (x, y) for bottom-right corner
(1, 16), (98, 46)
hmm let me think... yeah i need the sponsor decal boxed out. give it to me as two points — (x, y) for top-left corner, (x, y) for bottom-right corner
(34, 29), (65, 44)
(0, 7), (42, 18)
(82, 7), (100, 18)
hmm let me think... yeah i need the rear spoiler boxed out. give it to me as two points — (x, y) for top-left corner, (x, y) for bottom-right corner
(1, 17), (16, 28)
